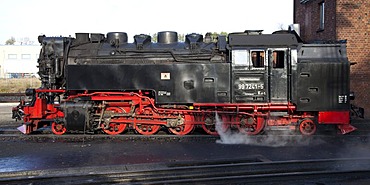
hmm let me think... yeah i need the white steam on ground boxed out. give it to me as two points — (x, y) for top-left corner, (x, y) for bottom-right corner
(215, 113), (322, 147)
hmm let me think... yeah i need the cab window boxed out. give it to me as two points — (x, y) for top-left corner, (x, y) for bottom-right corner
(273, 51), (285, 68)
(251, 51), (265, 68)
(232, 50), (249, 65)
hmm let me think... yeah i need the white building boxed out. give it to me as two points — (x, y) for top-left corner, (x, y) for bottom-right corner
(0, 45), (41, 78)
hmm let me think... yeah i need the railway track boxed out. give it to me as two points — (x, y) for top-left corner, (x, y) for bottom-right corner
(0, 93), (24, 103)
(1, 158), (370, 184)
(0, 130), (368, 147)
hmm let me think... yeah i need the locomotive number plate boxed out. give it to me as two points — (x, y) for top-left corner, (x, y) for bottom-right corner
(238, 83), (264, 90)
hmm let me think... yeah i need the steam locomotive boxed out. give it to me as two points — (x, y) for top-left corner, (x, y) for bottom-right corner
(12, 29), (360, 135)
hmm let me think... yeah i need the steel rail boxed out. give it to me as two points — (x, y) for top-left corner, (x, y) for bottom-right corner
(0, 93), (24, 103)
(1, 158), (370, 184)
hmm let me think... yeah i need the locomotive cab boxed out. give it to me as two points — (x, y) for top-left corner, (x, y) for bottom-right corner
(228, 32), (299, 104)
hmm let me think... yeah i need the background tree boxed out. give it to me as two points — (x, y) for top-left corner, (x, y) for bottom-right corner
(151, 33), (157, 42)
(209, 32), (228, 42)
(178, 33), (185, 42)
(5, 37), (16, 45)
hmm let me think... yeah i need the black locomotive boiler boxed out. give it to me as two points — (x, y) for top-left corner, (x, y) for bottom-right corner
(12, 30), (359, 135)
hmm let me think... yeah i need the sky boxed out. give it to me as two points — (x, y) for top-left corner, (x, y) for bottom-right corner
(0, 0), (293, 44)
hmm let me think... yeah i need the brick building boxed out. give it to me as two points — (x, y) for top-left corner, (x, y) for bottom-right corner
(294, 0), (370, 117)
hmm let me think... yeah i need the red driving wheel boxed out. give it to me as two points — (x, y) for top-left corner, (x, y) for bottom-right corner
(237, 116), (265, 135)
(101, 107), (127, 135)
(134, 124), (161, 135)
(168, 115), (195, 135)
(134, 107), (161, 135)
(201, 114), (229, 136)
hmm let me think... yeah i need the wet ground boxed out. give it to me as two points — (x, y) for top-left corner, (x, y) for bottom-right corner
(1, 103), (370, 174)
(1, 133), (370, 175)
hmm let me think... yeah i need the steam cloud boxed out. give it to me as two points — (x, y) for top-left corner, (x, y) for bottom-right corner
(215, 113), (320, 147)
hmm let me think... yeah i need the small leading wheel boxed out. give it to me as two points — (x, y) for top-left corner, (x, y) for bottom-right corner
(299, 119), (317, 135)
(134, 124), (161, 135)
(168, 115), (195, 135)
(51, 122), (66, 135)
(237, 116), (265, 135)
(101, 107), (127, 135)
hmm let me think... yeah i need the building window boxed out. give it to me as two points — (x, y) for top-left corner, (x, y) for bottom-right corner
(21, 54), (31, 59)
(319, 2), (325, 30)
(8, 54), (17, 59)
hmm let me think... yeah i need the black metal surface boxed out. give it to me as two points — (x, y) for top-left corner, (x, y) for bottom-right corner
(294, 61), (350, 111)
(67, 63), (231, 103)
(293, 44), (350, 111)
(157, 31), (178, 44)
(228, 33), (299, 47)
(107, 32), (128, 45)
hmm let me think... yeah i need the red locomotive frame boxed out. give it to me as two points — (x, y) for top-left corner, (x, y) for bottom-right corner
(14, 89), (356, 136)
